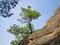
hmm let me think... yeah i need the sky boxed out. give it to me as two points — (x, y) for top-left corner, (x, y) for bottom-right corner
(0, 0), (60, 45)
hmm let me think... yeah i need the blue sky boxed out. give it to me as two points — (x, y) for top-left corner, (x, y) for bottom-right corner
(0, 0), (60, 45)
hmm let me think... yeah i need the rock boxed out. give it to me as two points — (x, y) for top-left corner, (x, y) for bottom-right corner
(18, 6), (60, 45)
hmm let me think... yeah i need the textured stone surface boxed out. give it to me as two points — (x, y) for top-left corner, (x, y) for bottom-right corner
(18, 6), (60, 45)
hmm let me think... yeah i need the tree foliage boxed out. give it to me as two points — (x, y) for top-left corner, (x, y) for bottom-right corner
(0, 0), (20, 17)
(7, 24), (35, 37)
(10, 40), (19, 45)
(18, 5), (40, 23)
(18, 5), (41, 34)
(7, 24), (35, 45)
(7, 5), (40, 45)
(7, 24), (20, 36)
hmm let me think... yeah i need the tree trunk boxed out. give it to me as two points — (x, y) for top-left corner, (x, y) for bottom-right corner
(29, 22), (32, 34)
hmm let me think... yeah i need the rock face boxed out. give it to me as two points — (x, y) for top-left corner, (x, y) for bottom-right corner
(18, 6), (60, 45)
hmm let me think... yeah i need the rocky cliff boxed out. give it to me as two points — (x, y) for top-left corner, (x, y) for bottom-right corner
(18, 6), (60, 45)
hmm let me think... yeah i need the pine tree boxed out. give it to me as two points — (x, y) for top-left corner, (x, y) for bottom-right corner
(18, 5), (41, 34)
